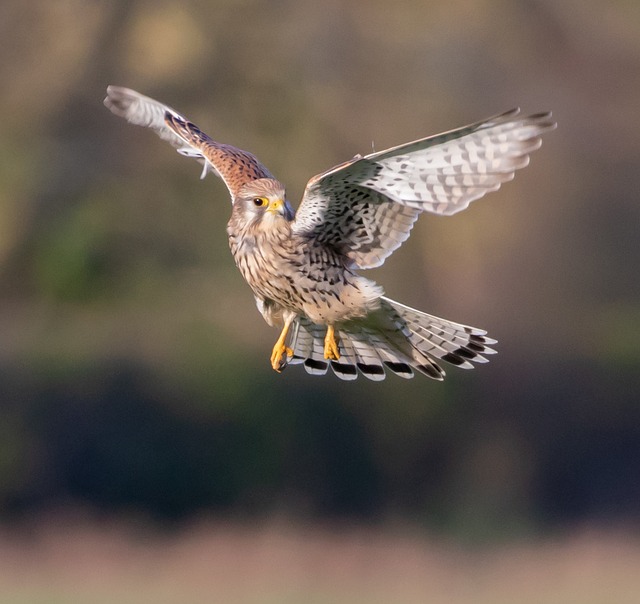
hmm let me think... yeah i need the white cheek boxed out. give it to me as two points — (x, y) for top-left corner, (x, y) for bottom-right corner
(261, 212), (278, 227)
(246, 204), (264, 220)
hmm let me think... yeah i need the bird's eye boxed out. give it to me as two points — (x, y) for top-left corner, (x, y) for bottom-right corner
(253, 197), (268, 207)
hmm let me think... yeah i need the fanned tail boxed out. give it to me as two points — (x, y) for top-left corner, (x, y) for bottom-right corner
(285, 297), (496, 381)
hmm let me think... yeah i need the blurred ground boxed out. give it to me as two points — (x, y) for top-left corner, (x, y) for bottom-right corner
(1, 518), (640, 604)
(0, 1), (639, 599)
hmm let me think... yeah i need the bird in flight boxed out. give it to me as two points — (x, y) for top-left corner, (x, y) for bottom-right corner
(104, 86), (555, 381)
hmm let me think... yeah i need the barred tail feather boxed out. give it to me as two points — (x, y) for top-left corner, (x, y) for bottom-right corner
(286, 298), (496, 381)
(382, 297), (497, 371)
(341, 330), (387, 381)
(287, 320), (330, 376)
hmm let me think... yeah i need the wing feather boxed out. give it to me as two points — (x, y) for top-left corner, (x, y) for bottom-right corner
(293, 109), (555, 269)
(104, 86), (273, 198)
(104, 86), (218, 179)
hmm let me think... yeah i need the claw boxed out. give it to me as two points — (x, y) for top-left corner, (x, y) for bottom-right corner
(323, 325), (340, 360)
(270, 317), (294, 373)
(270, 344), (293, 372)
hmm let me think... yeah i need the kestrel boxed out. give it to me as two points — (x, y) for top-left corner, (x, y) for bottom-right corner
(104, 86), (555, 381)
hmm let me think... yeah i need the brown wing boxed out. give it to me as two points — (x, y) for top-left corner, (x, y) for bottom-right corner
(104, 86), (273, 199)
(162, 113), (274, 199)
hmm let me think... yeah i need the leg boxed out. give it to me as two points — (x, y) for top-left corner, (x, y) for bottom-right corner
(270, 315), (294, 372)
(323, 324), (340, 360)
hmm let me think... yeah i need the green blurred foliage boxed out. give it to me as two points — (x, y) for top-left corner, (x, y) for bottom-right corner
(0, 0), (639, 537)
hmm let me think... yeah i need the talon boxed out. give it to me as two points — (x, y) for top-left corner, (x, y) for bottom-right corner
(324, 325), (340, 360)
(270, 344), (293, 372)
(270, 317), (294, 373)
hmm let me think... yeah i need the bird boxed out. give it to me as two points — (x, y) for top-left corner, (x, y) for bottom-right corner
(104, 85), (555, 381)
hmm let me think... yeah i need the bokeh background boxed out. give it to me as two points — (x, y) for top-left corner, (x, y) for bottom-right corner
(1, 0), (639, 602)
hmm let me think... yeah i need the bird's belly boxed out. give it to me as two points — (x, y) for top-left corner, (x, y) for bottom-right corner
(264, 269), (383, 325)
(234, 243), (383, 324)
(300, 282), (383, 324)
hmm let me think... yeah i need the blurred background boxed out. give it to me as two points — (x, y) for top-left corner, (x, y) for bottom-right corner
(1, 0), (639, 602)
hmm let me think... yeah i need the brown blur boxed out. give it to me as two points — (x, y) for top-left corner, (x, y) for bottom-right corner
(0, 1), (639, 601)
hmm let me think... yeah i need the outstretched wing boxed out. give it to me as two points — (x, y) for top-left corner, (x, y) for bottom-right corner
(104, 86), (273, 199)
(293, 109), (556, 269)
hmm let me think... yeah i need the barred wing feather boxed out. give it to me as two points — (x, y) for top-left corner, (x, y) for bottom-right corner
(104, 86), (217, 178)
(294, 109), (555, 269)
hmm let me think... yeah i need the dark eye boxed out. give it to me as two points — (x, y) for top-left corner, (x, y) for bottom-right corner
(253, 197), (268, 207)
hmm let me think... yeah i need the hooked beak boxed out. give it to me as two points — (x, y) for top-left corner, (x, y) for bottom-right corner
(267, 199), (284, 214)
(266, 198), (295, 221)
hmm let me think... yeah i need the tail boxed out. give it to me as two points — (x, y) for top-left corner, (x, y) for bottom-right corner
(286, 296), (497, 381)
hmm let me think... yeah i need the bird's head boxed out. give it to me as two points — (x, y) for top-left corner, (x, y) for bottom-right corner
(233, 178), (294, 227)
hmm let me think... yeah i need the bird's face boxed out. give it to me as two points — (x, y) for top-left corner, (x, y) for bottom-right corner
(234, 178), (295, 227)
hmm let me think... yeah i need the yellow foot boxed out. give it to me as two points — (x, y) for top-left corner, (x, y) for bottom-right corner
(270, 317), (294, 373)
(323, 325), (340, 361)
(270, 343), (293, 372)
